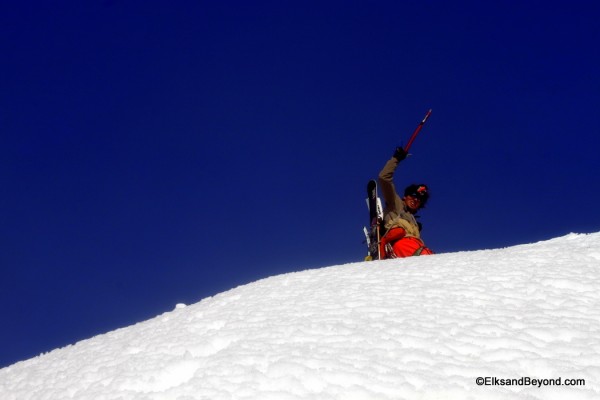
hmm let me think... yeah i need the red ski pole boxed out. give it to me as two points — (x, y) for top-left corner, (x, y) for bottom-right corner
(404, 109), (432, 152)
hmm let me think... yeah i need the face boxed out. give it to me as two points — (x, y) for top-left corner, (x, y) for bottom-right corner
(404, 195), (421, 212)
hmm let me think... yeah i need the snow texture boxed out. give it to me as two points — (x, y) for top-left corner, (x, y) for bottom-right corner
(2, 233), (600, 399)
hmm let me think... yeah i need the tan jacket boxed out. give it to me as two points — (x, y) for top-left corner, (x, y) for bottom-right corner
(378, 157), (421, 239)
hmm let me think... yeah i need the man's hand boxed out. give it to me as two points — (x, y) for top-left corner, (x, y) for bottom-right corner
(393, 146), (408, 162)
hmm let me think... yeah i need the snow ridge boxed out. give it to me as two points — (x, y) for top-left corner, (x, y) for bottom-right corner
(2, 233), (600, 399)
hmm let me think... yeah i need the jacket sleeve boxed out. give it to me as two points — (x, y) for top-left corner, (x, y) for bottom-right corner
(378, 157), (400, 213)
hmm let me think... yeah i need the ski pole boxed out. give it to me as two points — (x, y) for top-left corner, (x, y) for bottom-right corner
(404, 109), (432, 153)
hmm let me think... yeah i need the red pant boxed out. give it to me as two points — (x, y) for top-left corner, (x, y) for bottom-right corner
(380, 228), (433, 258)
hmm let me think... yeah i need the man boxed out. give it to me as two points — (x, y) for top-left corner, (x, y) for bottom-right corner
(378, 146), (433, 258)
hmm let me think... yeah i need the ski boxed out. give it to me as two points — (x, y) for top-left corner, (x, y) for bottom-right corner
(364, 180), (383, 261)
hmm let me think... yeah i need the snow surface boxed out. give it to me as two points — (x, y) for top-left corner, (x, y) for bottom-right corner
(2, 233), (600, 399)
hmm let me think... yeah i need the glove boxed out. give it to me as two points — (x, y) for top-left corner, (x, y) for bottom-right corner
(393, 146), (408, 162)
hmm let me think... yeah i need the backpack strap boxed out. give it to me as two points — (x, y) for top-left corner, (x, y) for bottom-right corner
(412, 246), (425, 256)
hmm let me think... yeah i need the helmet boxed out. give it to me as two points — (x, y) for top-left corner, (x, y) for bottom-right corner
(404, 184), (429, 208)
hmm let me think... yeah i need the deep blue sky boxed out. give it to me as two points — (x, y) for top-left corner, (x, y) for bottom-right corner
(2, 1), (599, 368)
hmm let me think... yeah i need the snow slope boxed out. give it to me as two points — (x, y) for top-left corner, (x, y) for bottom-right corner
(2, 233), (600, 399)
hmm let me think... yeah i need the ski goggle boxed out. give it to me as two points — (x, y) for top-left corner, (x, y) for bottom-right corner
(407, 186), (428, 199)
